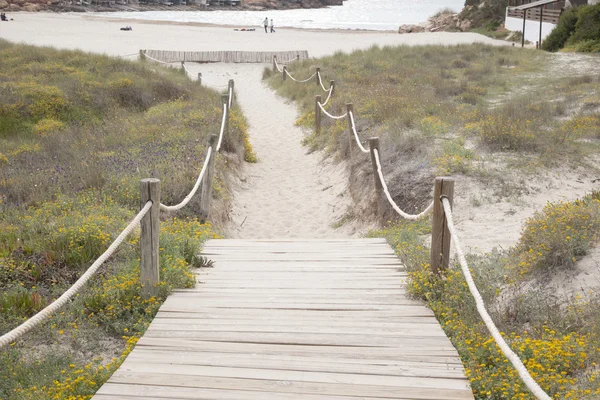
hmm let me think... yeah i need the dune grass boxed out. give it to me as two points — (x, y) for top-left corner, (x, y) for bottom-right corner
(0, 40), (250, 399)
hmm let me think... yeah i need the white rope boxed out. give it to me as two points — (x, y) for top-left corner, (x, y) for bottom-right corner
(441, 197), (551, 400)
(317, 101), (347, 120)
(228, 86), (233, 109)
(348, 111), (369, 154)
(320, 86), (334, 107)
(143, 52), (170, 65)
(0, 201), (153, 349)
(217, 103), (227, 152)
(182, 62), (193, 78)
(159, 146), (213, 212)
(373, 149), (434, 220)
(285, 69), (317, 83)
(317, 71), (330, 92)
(274, 59), (283, 73)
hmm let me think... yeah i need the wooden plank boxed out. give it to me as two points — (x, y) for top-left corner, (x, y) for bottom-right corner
(116, 362), (470, 390)
(124, 350), (467, 378)
(145, 323), (448, 337)
(107, 372), (473, 400)
(135, 337), (462, 361)
(96, 383), (426, 400)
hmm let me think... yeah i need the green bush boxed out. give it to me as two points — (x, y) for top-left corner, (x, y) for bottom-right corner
(512, 192), (600, 274)
(575, 38), (600, 52)
(571, 4), (600, 43)
(542, 7), (580, 52)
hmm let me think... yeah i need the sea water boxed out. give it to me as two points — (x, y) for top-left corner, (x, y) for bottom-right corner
(99, 0), (464, 31)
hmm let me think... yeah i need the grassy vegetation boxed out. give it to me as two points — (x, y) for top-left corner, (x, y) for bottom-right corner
(543, 4), (600, 52)
(0, 40), (251, 399)
(266, 44), (600, 398)
(266, 44), (600, 189)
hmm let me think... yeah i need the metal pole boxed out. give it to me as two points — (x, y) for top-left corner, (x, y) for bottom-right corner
(522, 9), (527, 48)
(539, 6), (543, 49)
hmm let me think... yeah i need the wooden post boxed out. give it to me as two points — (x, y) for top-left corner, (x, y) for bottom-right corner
(296, 54), (300, 61)
(346, 103), (355, 158)
(197, 73), (202, 85)
(181, 61), (185, 71)
(140, 178), (160, 298)
(139, 49), (146, 60)
(283, 66), (287, 81)
(200, 134), (218, 222)
(430, 177), (455, 275)
(315, 95), (322, 136)
(273, 55), (277, 72)
(330, 80), (335, 97)
(228, 79), (235, 108)
(368, 138), (383, 216)
(316, 67), (321, 86)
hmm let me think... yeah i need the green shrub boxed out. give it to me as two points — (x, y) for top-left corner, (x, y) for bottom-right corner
(542, 7), (580, 52)
(571, 4), (600, 43)
(575, 38), (600, 52)
(512, 193), (600, 274)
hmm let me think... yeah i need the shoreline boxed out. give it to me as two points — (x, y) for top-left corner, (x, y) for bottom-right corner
(81, 13), (398, 33)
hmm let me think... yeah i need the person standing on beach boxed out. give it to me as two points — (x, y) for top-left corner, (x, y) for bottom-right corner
(263, 17), (269, 33)
(270, 19), (275, 33)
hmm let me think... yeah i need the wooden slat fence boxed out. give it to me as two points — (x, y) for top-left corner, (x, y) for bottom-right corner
(507, 8), (562, 24)
(144, 50), (309, 63)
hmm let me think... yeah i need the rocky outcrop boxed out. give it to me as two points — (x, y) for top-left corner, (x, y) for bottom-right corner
(0, 0), (50, 11)
(399, 12), (473, 34)
(398, 24), (425, 34)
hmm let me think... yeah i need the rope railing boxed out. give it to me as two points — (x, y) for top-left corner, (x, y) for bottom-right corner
(441, 197), (551, 400)
(181, 61), (193, 78)
(285, 69), (317, 83)
(373, 148), (434, 220)
(160, 97), (228, 212)
(217, 102), (227, 151)
(317, 71), (330, 92)
(274, 58), (284, 73)
(1, 73), (234, 348)
(317, 101), (347, 120)
(320, 86), (334, 107)
(348, 111), (369, 154)
(159, 146), (213, 213)
(0, 201), (153, 349)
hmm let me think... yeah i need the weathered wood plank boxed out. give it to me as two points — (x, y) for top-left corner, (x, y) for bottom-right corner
(107, 372), (473, 400)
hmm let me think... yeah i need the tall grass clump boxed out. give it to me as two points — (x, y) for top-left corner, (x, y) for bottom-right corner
(0, 40), (250, 399)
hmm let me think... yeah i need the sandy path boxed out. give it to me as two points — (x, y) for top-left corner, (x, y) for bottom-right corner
(186, 63), (353, 238)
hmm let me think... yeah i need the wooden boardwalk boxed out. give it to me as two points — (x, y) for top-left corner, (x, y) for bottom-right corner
(93, 238), (473, 399)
